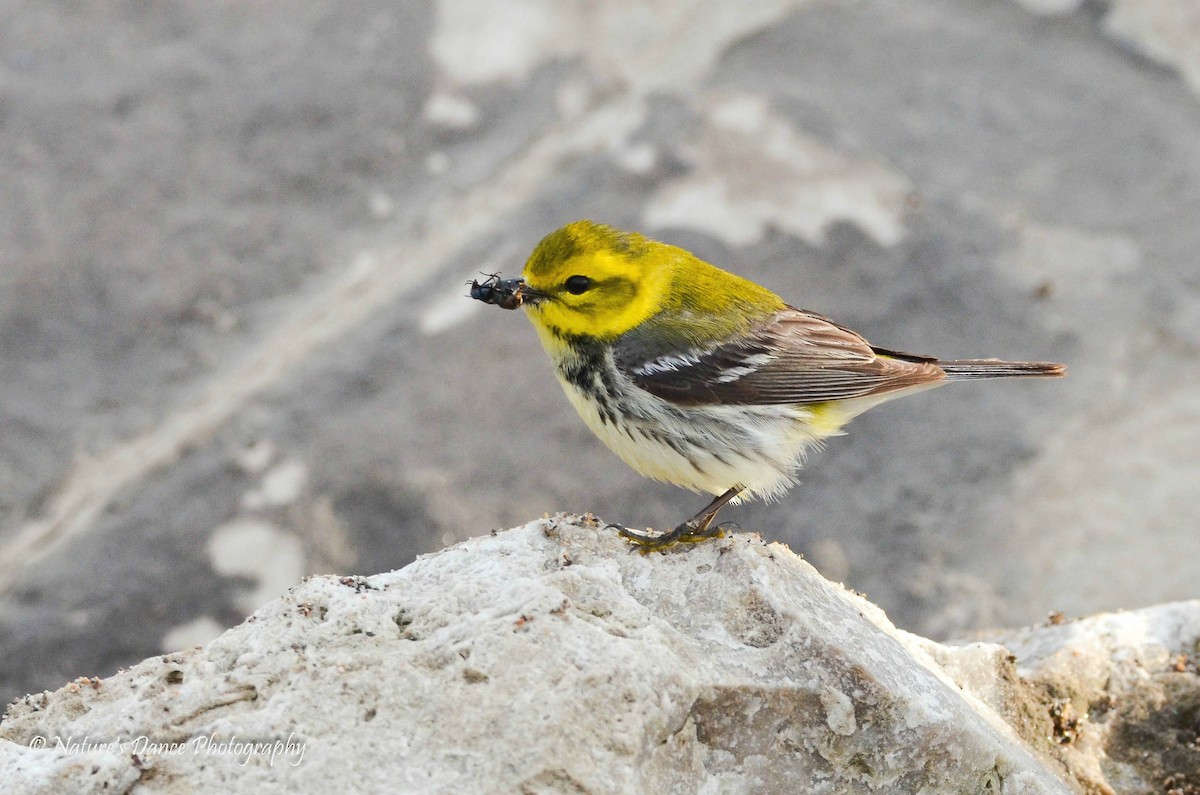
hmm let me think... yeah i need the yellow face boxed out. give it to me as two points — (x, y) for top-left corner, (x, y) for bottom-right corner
(520, 221), (671, 340)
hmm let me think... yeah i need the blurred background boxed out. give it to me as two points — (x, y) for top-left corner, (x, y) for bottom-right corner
(2, 0), (1199, 705)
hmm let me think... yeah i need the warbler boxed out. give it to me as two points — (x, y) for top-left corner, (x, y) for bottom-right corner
(471, 220), (1064, 550)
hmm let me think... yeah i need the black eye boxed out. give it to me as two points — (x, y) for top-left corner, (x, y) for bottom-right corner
(564, 275), (593, 295)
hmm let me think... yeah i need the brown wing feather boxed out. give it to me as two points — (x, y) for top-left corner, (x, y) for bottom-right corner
(617, 307), (946, 407)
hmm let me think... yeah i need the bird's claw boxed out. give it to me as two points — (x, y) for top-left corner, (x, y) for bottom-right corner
(616, 521), (725, 553)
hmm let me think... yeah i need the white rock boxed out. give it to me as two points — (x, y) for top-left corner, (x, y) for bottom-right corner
(422, 91), (481, 130)
(429, 0), (812, 91)
(2, 518), (1195, 793)
(161, 615), (227, 653)
(207, 519), (308, 614)
(1105, 0), (1200, 97)
(243, 459), (308, 509)
(979, 603), (1200, 793)
(644, 92), (913, 248)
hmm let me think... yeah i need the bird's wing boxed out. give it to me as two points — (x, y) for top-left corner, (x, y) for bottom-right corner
(612, 307), (946, 406)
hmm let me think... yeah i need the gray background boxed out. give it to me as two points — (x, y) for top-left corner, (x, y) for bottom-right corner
(2, 0), (1198, 705)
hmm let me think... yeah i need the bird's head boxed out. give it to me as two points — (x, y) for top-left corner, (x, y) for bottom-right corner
(514, 220), (674, 341)
(469, 220), (786, 345)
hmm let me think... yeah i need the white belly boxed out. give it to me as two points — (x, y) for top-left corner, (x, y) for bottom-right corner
(557, 376), (831, 502)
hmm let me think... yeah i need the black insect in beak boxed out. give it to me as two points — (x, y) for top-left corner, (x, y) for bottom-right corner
(468, 273), (532, 310)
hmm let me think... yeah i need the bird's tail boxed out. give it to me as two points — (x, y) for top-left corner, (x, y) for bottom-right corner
(940, 359), (1065, 380)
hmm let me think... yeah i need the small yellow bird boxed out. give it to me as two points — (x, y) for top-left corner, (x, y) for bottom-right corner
(471, 220), (1064, 550)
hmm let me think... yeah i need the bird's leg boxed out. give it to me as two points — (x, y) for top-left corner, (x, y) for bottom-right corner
(618, 485), (745, 552)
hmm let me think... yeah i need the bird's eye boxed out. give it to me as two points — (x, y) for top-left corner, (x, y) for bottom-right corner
(564, 275), (593, 295)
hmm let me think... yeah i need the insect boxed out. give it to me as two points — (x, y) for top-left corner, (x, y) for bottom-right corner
(468, 273), (525, 311)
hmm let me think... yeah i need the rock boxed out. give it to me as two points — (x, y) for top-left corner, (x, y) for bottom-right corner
(978, 604), (1200, 794)
(0, 517), (1195, 793)
(10, 0), (1200, 708)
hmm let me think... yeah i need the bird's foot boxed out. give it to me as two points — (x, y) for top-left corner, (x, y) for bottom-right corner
(613, 521), (725, 553)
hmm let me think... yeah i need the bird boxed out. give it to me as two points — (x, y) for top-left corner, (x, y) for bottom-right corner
(470, 220), (1064, 550)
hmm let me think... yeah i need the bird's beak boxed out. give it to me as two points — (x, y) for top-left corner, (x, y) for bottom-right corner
(468, 275), (545, 310)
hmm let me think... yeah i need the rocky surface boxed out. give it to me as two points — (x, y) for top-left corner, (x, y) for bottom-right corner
(2, 0), (1199, 713)
(981, 603), (1200, 793)
(2, 518), (1197, 793)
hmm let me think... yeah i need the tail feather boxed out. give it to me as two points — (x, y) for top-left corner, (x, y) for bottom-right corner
(939, 358), (1065, 380)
